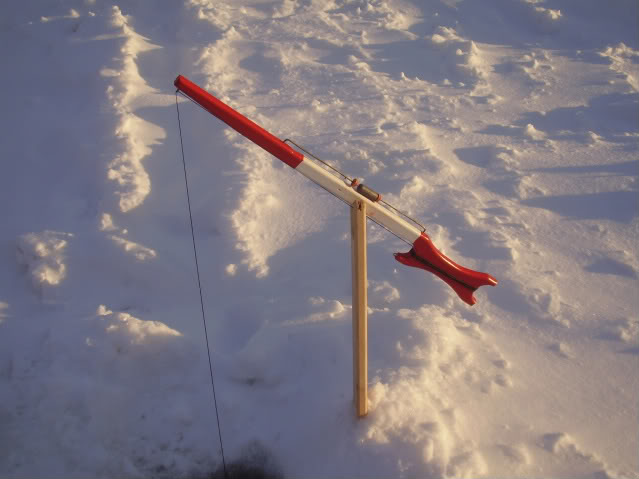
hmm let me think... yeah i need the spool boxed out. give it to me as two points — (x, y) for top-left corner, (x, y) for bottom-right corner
(356, 183), (381, 202)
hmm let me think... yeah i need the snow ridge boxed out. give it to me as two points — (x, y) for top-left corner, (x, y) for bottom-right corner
(105, 6), (164, 213)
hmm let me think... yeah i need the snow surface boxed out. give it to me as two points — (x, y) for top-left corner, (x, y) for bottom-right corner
(1, 1), (638, 478)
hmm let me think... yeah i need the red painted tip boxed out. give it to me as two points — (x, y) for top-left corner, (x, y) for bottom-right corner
(173, 74), (304, 168)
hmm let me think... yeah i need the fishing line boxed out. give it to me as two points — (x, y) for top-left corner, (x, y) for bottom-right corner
(175, 91), (228, 478)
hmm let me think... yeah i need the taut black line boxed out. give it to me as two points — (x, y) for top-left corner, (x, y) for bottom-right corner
(175, 91), (228, 478)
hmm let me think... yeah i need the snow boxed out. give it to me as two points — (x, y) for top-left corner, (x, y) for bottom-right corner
(1, 0), (637, 478)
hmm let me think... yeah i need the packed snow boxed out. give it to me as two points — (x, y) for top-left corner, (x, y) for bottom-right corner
(1, 1), (637, 478)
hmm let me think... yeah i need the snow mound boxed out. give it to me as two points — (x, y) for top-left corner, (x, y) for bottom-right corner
(105, 6), (165, 213)
(17, 230), (72, 291)
(364, 305), (506, 476)
(523, 123), (546, 140)
(524, 0), (562, 33)
(540, 432), (619, 478)
(96, 304), (181, 347)
(109, 234), (157, 261)
(599, 42), (639, 91)
(230, 147), (337, 277)
(430, 26), (490, 90)
(197, 26), (259, 96)
(370, 280), (400, 306)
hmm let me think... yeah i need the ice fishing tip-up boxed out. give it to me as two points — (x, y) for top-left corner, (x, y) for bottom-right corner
(174, 74), (497, 305)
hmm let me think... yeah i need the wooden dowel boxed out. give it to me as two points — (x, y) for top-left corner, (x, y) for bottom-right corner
(351, 200), (368, 418)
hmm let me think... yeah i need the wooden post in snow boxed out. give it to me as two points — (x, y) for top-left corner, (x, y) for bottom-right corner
(174, 75), (499, 419)
(351, 200), (368, 418)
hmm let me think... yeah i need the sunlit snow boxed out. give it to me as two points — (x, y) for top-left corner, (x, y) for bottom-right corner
(1, 1), (637, 478)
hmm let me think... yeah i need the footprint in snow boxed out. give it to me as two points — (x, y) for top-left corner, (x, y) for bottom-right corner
(584, 255), (637, 279)
(454, 144), (545, 200)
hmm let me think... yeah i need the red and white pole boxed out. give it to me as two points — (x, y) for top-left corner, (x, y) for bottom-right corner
(174, 75), (497, 305)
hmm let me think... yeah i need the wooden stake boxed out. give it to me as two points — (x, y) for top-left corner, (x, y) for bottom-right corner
(351, 200), (368, 418)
